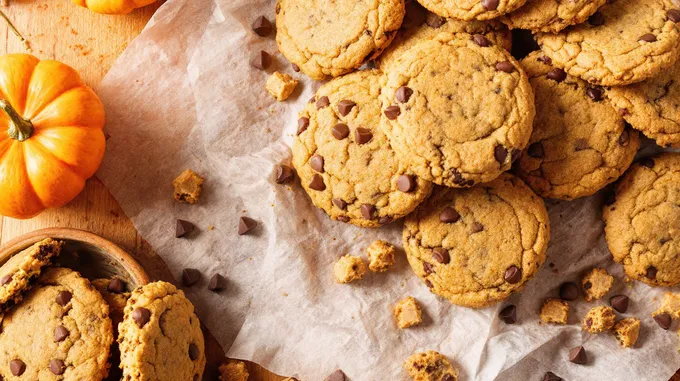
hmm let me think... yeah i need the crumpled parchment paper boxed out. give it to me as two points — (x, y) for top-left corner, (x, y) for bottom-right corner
(96, 0), (680, 379)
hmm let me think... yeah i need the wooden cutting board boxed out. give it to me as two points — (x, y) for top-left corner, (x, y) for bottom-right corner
(0, 1), (283, 380)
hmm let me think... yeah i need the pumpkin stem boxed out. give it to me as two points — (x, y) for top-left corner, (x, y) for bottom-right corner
(0, 9), (26, 45)
(0, 100), (33, 142)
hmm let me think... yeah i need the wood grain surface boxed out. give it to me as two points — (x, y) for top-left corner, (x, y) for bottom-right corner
(0, 1), (283, 380)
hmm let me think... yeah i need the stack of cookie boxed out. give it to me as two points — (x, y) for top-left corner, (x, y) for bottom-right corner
(0, 239), (206, 380)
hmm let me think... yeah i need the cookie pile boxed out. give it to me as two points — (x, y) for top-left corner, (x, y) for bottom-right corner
(0, 239), (206, 380)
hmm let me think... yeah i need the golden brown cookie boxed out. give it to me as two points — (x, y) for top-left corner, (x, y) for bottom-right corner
(502, 0), (606, 33)
(394, 296), (422, 329)
(416, 0), (527, 21)
(403, 350), (458, 381)
(540, 298), (569, 324)
(367, 240), (396, 272)
(333, 255), (367, 284)
(583, 306), (616, 333)
(582, 268), (614, 301)
(613, 318), (641, 348)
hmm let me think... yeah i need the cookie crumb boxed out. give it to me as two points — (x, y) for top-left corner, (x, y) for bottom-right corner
(540, 298), (569, 324)
(367, 240), (396, 272)
(218, 360), (249, 381)
(654, 292), (680, 319)
(404, 350), (458, 381)
(394, 296), (422, 329)
(266, 72), (298, 101)
(613, 318), (641, 348)
(173, 169), (204, 204)
(333, 255), (366, 284)
(582, 268), (614, 301)
(582, 306), (616, 333)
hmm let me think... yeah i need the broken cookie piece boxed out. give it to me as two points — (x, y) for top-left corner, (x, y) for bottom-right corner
(333, 255), (366, 284)
(173, 169), (204, 204)
(367, 240), (396, 272)
(583, 306), (616, 333)
(394, 296), (422, 329)
(654, 292), (680, 319)
(540, 298), (569, 325)
(582, 268), (614, 302)
(218, 359), (249, 381)
(613, 318), (641, 348)
(404, 350), (458, 381)
(266, 71), (298, 101)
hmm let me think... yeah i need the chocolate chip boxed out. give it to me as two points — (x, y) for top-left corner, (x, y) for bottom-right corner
(251, 16), (272, 37)
(574, 138), (589, 151)
(425, 13), (445, 28)
(379, 216), (393, 225)
(423, 262), (434, 275)
(494, 145), (508, 163)
(583, 281), (592, 290)
(609, 295), (629, 313)
(337, 216), (350, 222)
(471, 222), (484, 233)
(188, 343), (200, 361)
(641, 157), (655, 168)
(10, 359), (25, 376)
(309, 174), (326, 191)
(559, 282), (578, 301)
(324, 369), (347, 381)
(208, 274), (227, 292)
(543, 372), (563, 381)
(182, 268), (201, 287)
(668, 9), (680, 23)
(585, 317), (593, 328)
(107, 278), (125, 293)
(250, 50), (271, 70)
(384, 105), (401, 120)
(292, 63), (300, 72)
(54, 325), (69, 342)
(432, 248), (450, 264)
(0, 274), (12, 286)
(238, 217), (258, 235)
(504, 266), (522, 284)
(586, 87), (604, 102)
(440, 207), (460, 223)
(646, 266), (658, 279)
(537, 55), (552, 65)
(361, 204), (376, 219)
(337, 100), (356, 116)
(332, 123), (350, 140)
(133, 307), (151, 328)
(546, 68), (567, 82)
(332, 198), (347, 210)
(425, 279), (434, 288)
(499, 305), (517, 324)
(589, 11), (604, 26)
(396, 86), (413, 103)
(604, 190), (616, 206)
(654, 313), (672, 330)
(56, 291), (72, 306)
(496, 61), (514, 73)
(618, 128), (629, 146)
(297, 117), (309, 135)
(176, 219), (195, 238)
(355, 127), (373, 144)
(569, 346), (587, 364)
(639, 33), (657, 42)
(472, 34), (491, 47)
(397, 175), (416, 192)
(50, 359), (65, 375)
(316, 96), (330, 109)
(275, 164), (295, 184)
(527, 142), (544, 158)
(442, 375), (455, 381)
(310, 155), (324, 173)
(481, 0), (499, 10)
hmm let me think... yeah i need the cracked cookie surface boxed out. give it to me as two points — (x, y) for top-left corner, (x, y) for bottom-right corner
(514, 52), (640, 200)
(294, 70), (432, 227)
(380, 32), (534, 188)
(502, 0), (606, 33)
(118, 281), (205, 381)
(403, 173), (550, 308)
(416, 0), (527, 21)
(0, 267), (112, 381)
(276, 0), (405, 80)
(536, 0), (680, 86)
(603, 153), (680, 287)
(606, 62), (680, 148)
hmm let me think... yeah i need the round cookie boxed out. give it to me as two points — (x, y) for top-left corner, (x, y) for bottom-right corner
(606, 62), (680, 148)
(275, 0), (405, 80)
(502, 0), (607, 33)
(0, 267), (113, 380)
(514, 52), (640, 200)
(403, 173), (550, 308)
(416, 0), (527, 20)
(118, 281), (205, 381)
(0, 238), (62, 313)
(380, 32), (535, 188)
(603, 153), (680, 287)
(536, 0), (680, 86)
(376, 2), (512, 72)
(293, 70), (433, 227)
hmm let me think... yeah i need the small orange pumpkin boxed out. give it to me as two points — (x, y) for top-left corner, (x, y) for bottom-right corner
(0, 54), (106, 219)
(72, 0), (157, 15)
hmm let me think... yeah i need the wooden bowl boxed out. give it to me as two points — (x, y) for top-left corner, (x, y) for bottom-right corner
(0, 228), (149, 289)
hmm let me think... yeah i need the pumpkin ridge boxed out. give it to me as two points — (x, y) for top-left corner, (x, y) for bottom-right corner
(0, 143), (45, 213)
(28, 85), (91, 124)
(23, 137), (95, 180)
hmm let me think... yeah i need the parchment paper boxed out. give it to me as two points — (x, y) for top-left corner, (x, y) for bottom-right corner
(96, 0), (680, 379)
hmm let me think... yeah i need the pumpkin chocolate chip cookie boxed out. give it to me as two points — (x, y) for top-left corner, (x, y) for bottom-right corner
(536, 0), (680, 86)
(118, 281), (205, 381)
(380, 32), (535, 188)
(0, 267), (113, 380)
(403, 173), (550, 308)
(606, 62), (680, 148)
(416, 0), (527, 21)
(603, 153), (680, 287)
(275, 0), (405, 80)
(514, 52), (640, 200)
(293, 70), (432, 227)
(0, 238), (62, 313)
(502, 0), (606, 33)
